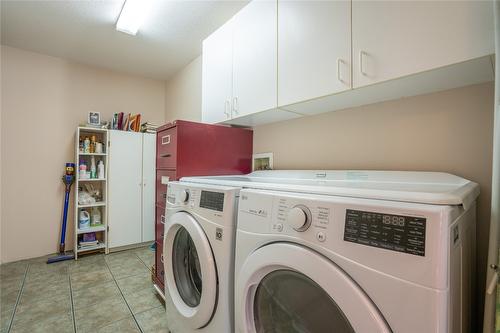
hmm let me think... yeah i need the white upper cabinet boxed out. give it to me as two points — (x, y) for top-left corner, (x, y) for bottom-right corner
(202, 19), (234, 124)
(352, 0), (495, 88)
(232, 0), (277, 118)
(278, 1), (351, 107)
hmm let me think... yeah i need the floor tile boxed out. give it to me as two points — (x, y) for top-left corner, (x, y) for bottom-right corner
(13, 294), (71, 328)
(72, 280), (121, 310)
(135, 306), (169, 333)
(96, 317), (140, 333)
(0, 261), (27, 279)
(134, 246), (155, 270)
(21, 276), (70, 303)
(124, 286), (163, 314)
(1, 288), (20, 311)
(70, 269), (113, 291)
(1, 308), (13, 331)
(1, 275), (23, 294)
(116, 272), (151, 295)
(74, 296), (131, 333)
(10, 311), (74, 333)
(109, 259), (149, 279)
(25, 263), (68, 284)
(69, 258), (109, 276)
(105, 252), (138, 267)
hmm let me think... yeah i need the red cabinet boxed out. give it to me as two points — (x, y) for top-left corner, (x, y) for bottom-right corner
(153, 120), (252, 292)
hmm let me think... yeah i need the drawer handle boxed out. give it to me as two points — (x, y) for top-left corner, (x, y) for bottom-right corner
(160, 153), (171, 158)
(161, 254), (164, 263)
(160, 215), (165, 224)
(161, 135), (171, 145)
(163, 193), (167, 199)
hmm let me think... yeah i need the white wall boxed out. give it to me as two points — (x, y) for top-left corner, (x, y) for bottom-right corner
(164, 56), (202, 122)
(0, 46), (166, 263)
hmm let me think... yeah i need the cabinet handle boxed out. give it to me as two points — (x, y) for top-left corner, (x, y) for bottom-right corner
(160, 254), (164, 263)
(232, 97), (239, 114)
(337, 58), (344, 83)
(160, 153), (171, 158)
(160, 215), (165, 224)
(224, 100), (230, 118)
(161, 135), (171, 145)
(359, 51), (367, 76)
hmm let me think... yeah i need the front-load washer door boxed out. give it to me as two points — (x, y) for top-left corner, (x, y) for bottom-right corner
(236, 242), (391, 333)
(164, 211), (218, 329)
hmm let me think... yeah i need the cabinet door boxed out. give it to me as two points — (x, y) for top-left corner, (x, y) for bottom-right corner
(352, 0), (494, 88)
(278, 0), (351, 107)
(141, 133), (156, 243)
(108, 131), (142, 248)
(202, 20), (234, 124)
(232, 0), (277, 117)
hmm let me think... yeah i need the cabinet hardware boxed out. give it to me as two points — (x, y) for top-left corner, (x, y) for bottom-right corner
(161, 135), (170, 145)
(232, 97), (239, 114)
(359, 51), (367, 76)
(337, 58), (344, 83)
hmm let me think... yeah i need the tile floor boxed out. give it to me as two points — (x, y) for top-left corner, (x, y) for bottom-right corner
(0, 246), (169, 333)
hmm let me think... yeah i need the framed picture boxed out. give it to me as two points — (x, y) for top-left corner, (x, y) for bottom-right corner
(88, 111), (101, 126)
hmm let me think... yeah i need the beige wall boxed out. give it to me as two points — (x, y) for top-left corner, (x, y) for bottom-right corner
(164, 56), (202, 123)
(0, 46), (166, 263)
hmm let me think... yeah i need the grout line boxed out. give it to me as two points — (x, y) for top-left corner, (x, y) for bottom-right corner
(103, 257), (144, 333)
(68, 268), (77, 333)
(7, 263), (29, 332)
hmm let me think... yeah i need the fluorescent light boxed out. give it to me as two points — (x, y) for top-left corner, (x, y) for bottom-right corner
(116, 0), (153, 36)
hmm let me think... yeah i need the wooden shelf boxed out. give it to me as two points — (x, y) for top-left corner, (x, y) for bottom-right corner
(78, 202), (106, 208)
(77, 225), (106, 234)
(77, 242), (106, 253)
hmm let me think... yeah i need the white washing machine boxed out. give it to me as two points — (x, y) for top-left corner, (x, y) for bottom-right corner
(163, 181), (240, 333)
(233, 173), (479, 333)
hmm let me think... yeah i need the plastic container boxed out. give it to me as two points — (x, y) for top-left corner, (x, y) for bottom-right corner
(79, 210), (90, 229)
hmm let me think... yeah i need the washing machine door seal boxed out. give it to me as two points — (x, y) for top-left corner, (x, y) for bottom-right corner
(236, 242), (391, 333)
(164, 211), (217, 329)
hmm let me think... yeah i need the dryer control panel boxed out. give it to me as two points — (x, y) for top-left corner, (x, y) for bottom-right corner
(343, 209), (426, 256)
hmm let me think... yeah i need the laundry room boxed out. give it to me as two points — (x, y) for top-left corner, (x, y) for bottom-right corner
(0, 1), (499, 333)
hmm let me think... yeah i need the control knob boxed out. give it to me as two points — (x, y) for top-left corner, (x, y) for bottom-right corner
(287, 205), (312, 232)
(179, 190), (190, 203)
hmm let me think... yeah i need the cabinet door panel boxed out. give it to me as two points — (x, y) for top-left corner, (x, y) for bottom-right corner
(202, 20), (233, 124)
(108, 131), (142, 248)
(142, 133), (156, 243)
(278, 0), (351, 107)
(232, 0), (277, 117)
(352, 0), (494, 88)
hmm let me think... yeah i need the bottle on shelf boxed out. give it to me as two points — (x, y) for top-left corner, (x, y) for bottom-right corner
(90, 156), (96, 179)
(91, 207), (102, 226)
(84, 137), (90, 153)
(97, 160), (105, 179)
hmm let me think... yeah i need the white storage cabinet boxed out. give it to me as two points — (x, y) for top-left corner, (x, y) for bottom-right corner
(108, 130), (156, 249)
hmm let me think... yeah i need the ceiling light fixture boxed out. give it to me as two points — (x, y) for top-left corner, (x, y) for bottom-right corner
(116, 0), (153, 36)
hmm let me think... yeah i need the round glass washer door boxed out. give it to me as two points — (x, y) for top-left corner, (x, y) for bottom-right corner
(164, 212), (217, 329)
(236, 243), (391, 333)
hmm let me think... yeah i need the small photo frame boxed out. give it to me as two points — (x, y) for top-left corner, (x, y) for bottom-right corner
(252, 152), (273, 171)
(88, 111), (101, 126)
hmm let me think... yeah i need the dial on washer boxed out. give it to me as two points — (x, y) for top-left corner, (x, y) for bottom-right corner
(287, 205), (312, 232)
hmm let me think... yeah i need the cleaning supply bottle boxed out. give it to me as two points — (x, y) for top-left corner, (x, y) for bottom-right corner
(97, 160), (105, 179)
(84, 137), (90, 153)
(90, 207), (101, 226)
(79, 160), (87, 179)
(79, 210), (90, 229)
(90, 156), (96, 179)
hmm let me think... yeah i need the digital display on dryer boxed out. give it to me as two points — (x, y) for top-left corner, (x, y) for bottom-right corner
(200, 191), (224, 212)
(343, 209), (426, 256)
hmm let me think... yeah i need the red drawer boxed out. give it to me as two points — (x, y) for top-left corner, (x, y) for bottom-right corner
(156, 241), (165, 285)
(156, 205), (166, 244)
(156, 127), (177, 169)
(156, 170), (176, 207)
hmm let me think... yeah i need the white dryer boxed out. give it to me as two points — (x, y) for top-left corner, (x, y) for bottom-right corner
(233, 173), (479, 333)
(163, 181), (239, 333)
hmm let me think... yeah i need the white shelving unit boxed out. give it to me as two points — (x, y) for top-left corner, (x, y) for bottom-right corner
(74, 127), (109, 259)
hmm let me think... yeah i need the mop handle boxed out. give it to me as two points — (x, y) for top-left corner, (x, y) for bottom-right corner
(59, 177), (73, 253)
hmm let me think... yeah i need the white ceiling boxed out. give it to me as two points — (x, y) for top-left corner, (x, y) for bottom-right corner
(1, 0), (248, 80)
